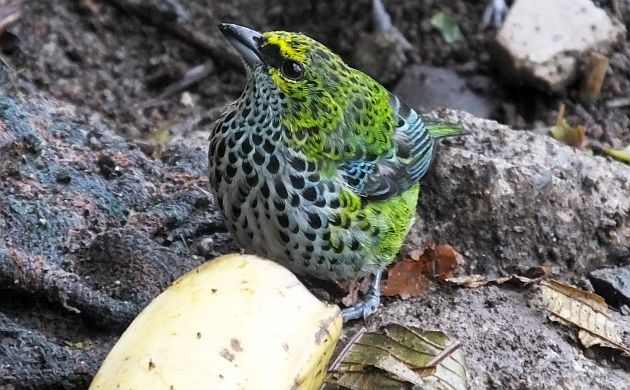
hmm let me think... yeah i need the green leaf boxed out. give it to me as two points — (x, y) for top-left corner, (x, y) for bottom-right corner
(430, 11), (464, 44)
(604, 146), (630, 164)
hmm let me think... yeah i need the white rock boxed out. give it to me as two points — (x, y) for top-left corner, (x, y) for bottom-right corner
(493, 0), (625, 92)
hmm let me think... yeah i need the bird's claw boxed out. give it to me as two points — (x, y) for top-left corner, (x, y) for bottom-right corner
(341, 287), (380, 323)
(481, 0), (508, 29)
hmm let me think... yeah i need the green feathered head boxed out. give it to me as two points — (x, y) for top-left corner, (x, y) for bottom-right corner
(219, 23), (394, 160)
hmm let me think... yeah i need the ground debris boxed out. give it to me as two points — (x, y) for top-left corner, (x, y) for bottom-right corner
(579, 52), (610, 105)
(381, 244), (461, 299)
(540, 279), (630, 355)
(446, 266), (550, 288)
(603, 146), (630, 164)
(104, 0), (240, 66)
(325, 324), (466, 390)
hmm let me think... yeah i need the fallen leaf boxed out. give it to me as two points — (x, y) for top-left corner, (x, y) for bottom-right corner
(373, 355), (426, 385)
(151, 123), (174, 145)
(381, 244), (461, 299)
(381, 259), (430, 299)
(445, 274), (492, 288)
(549, 104), (585, 148)
(579, 52), (609, 105)
(540, 280), (630, 355)
(430, 11), (464, 44)
(446, 267), (550, 288)
(430, 244), (460, 280)
(603, 146), (630, 164)
(325, 324), (466, 390)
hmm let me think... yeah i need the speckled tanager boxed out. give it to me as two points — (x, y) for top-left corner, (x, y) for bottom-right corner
(209, 24), (467, 321)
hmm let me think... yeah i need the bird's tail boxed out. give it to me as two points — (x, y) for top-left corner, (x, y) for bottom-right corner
(425, 122), (470, 139)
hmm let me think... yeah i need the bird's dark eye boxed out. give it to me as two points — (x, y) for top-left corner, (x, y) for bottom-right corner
(281, 60), (304, 80)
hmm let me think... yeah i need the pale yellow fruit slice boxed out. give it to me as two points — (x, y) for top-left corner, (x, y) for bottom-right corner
(90, 254), (342, 390)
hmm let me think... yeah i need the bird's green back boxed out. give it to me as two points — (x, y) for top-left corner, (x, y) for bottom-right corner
(259, 31), (467, 200)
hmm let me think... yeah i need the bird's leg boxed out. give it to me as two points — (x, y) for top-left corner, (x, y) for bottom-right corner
(341, 270), (382, 322)
(481, 0), (508, 29)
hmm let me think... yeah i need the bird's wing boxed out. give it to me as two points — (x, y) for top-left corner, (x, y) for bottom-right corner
(338, 93), (467, 200)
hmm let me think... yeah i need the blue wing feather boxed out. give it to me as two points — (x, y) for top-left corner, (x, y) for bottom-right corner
(339, 93), (464, 200)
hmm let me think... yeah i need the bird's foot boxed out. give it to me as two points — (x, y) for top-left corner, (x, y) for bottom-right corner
(341, 285), (380, 323)
(481, 0), (508, 29)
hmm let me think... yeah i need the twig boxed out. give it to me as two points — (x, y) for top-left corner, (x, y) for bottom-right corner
(136, 61), (213, 109)
(372, 0), (392, 32)
(169, 23), (240, 67)
(424, 340), (462, 369)
(0, 2), (23, 36)
(327, 327), (367, 372)
(611, 0), (623, 22)
(606, 96), (630, 108)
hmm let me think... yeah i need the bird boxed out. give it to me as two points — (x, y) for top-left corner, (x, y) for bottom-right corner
(209, 23), (467, 322)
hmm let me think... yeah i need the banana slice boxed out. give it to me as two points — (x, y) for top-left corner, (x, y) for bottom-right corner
(90, 254), (342, 390)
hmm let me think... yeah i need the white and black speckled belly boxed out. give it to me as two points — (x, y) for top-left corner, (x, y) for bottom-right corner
(208, 76), (368, 281)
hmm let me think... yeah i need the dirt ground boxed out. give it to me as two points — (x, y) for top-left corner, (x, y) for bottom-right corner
(3, 0), (630, 145)
(1, 0), (630, 388)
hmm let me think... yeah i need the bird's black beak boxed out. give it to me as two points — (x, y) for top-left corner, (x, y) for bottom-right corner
(219, 23), (264, 66)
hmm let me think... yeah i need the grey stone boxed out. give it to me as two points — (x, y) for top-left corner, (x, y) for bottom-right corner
(409, 109), (630, 274)
(492, 0), (626, 92)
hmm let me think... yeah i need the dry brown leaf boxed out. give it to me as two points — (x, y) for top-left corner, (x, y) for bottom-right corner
(446, 267), (550, 288)
(381, 258), (430, 299)
(381, 244), (461, 299)
(540, 280), (630, 355)
(429, 244), (460, 280)
(339, 277), (371, 308)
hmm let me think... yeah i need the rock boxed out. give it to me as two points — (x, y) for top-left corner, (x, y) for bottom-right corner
(394, 65), (494, 118)
(588, 266), (630, 307)
(492, 0), (626, 93)
(410, 109), (630, 274)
